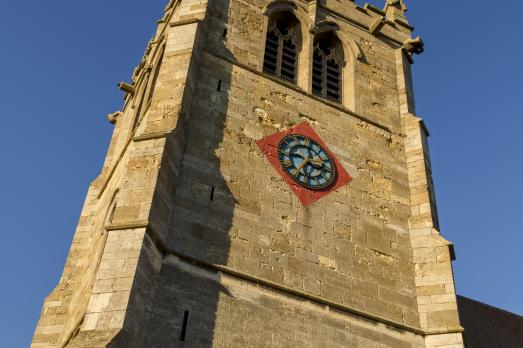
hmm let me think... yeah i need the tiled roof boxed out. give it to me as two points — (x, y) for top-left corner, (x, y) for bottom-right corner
(458, 295), (523, 348)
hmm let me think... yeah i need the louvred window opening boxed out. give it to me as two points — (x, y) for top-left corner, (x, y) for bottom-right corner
(312, 40), (342, 103)
(263, 17), (298, 82)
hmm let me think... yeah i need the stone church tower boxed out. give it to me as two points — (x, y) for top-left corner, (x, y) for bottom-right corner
(32, 0), (465, 347)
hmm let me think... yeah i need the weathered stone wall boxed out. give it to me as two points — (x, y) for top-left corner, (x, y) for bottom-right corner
(31, 0), (207, 346)
(164, 0), (419, 330)
(169, 51), (420, 325)
(144, 256), (427, 348)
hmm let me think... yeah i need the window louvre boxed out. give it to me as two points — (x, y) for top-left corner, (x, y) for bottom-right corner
(263, 31), (279, 75)
(312, 51), (323, 96)
(312, 36), (342, 103)
(263, 15), (299, 82)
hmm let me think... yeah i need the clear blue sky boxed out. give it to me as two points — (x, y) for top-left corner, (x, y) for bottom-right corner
(0, 1), (521, 346)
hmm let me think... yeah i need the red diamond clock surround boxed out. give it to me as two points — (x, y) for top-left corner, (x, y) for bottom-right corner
(256, 122), (352, 206)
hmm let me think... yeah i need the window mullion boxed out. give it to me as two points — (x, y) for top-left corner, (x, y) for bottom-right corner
(322, 55), (327, 98)
(277, 36), (284, 77)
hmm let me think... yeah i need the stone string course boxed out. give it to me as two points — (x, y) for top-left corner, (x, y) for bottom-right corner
(32, 0), (464, 347)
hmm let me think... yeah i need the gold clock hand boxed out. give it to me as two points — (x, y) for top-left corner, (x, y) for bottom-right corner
(310, 158), (323, 166)
(292, 158), (309, 177)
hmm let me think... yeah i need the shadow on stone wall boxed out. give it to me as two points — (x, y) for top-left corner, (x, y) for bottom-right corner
(111, 1), (237, 347)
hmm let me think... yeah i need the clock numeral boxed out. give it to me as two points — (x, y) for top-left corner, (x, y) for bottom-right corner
(323, 163), (334, 172)
(304, 138), (310, 147)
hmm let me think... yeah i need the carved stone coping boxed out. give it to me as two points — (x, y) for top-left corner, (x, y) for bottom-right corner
(364, 3), (386, 16)
(104, 220), (149, 231)
(133, 131), (172, 142)
(169, 18), (200, 28)
(395, 18), (414, 31)
(320, 3), (410, 45)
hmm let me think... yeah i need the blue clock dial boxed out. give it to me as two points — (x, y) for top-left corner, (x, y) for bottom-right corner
(278, 134), (336, 190)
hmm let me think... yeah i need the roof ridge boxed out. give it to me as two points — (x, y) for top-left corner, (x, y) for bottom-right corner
(458, 294), (523, 319)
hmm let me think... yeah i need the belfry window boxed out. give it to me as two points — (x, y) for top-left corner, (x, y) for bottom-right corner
(312, 33), (343, 102)
(263, 13), (300, 83)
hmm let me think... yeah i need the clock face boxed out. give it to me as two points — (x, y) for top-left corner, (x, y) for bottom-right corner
(278, 134), (336, 190)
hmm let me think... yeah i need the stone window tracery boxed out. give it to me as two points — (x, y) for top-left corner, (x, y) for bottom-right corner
(312, 33), (343, 103)
(132, 45), (165, 131)
(263, 13), (300, 83)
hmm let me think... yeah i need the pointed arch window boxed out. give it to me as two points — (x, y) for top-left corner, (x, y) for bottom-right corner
(145, 47), (165, 108)
(132, 46), (165, 130)
(263, 14), (300, 83)
(312, 33), (343, 103)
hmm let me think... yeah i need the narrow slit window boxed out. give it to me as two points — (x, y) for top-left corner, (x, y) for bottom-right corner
(263, 13), (300, 83)
(210, 186), (215, 201)
(312, 34), (343, 103)
(180, 310), (190, 341)
(217, 80), (222, 92)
